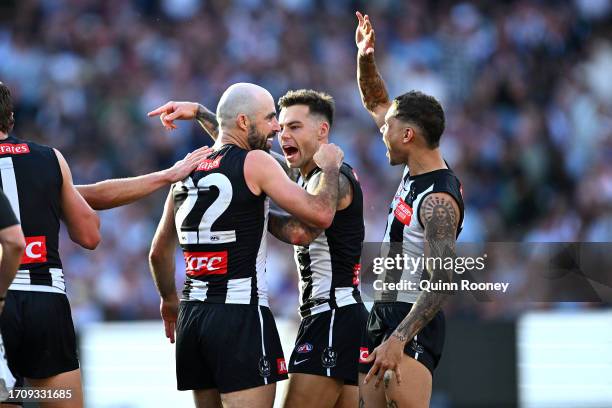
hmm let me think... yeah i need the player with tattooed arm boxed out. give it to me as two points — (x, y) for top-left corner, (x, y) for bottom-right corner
(148, 83), (345, 408)
(149, 90), (368, 408)
(355, 11), (465, 408)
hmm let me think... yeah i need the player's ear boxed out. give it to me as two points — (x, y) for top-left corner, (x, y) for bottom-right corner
(236, 114), (249, 131)
(318, 121), (330, 142)
(402, 126), (415, 144)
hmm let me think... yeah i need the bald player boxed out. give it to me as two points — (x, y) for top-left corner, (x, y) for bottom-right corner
(148, 83), (345, 408)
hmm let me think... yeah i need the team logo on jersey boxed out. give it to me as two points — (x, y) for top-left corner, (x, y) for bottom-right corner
(321, 347), (337, 368)
(394, 197), (412, 225)
(21, 236), (47, 264)
(259, 356), (271, 377)
(0, 143), (30, 155)
(359, 347), (369, 363)
(196, 155), (223, 172)
(277, 358), (288, 375)
(296, 343), (313, 354)
(183, 251), (228, 276)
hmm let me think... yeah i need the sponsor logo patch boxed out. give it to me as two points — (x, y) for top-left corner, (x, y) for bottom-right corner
(359, 347), (369, 363)
(352, 263), (361, 286)
(394, 197), (412, 225)
(183, 251), (228, 276)
(277, 358), (288, 375)
(0, 143), (30, 155)
(296, 343), (313, 354)
(196, 155), (223, 172)
(21, 236), (47, 264)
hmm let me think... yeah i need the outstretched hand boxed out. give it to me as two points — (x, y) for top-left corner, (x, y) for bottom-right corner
(355, 11), (375, 56)
(148, 101), (200, 130)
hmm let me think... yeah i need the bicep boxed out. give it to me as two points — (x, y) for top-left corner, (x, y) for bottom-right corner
(54, 149), (97, 221)
(419, 192), (460, 259)
(152, 189), (178, 250)
(246, 151), (317, 222)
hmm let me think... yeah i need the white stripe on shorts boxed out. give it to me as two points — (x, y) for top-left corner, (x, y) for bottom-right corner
(257, 306), (268, 385)
(327, 309), (336, 376)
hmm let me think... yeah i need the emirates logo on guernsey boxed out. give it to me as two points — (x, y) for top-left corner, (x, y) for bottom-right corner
(0, 143), (30, 155)
(394, 197), (413, 225)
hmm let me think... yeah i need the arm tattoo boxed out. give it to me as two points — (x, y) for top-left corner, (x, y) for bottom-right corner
(392, 193), (458, 341)
(357, 52), (390, 112)
(268, 209), (322, 245)
(309, 168), (340, 221)
(195, 104), (219, 140)
(268, 171), (346, 244)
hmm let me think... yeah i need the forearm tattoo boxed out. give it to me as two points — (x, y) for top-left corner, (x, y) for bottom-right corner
(357, 52), (390, 112)
(195, 104), (219, 140)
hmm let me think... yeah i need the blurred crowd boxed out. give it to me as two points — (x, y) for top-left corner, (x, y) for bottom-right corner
(0, 0), (611, 325)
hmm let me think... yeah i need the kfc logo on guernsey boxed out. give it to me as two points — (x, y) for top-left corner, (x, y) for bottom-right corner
(21, 236), (47, 264)
(277, 358), (288, 375)
(196, 156), (223, 172)
(394, 197), (412, 225)
(184, 251), (228, 276)
(0, 143), (30, 155)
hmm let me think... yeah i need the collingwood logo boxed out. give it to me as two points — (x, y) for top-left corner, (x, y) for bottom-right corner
(321, 347), (337, 368)
(258, 356), (271, 377)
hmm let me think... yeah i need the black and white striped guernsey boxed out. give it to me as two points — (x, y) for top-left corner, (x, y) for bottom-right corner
(377, 165), (465, 303)
(294, 163), (364, 318)
(173, 144), (269, 306)
(0, 135), (65, 294)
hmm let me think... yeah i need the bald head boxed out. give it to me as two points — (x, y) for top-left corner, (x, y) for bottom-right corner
(216, 83), (275, 129)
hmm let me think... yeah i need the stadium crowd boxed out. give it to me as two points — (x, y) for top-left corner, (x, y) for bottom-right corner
(0, 0), (610, 325)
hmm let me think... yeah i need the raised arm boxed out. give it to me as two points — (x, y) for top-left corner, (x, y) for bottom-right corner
(364, 192), (460, 386)
(355, 11), (391, 129)
(148, 188), (179, 343)
(245, 144), (343, 229)
(54, 149), (100, 250)
(76, 146), (211, 210)
(268, 172), (353, 245)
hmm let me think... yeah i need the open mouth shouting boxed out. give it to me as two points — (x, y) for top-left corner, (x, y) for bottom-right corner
(282, 143), (300, 162)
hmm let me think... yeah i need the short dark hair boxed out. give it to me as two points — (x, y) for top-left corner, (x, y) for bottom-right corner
(278, 89), (335, 127)
(0, 82), (14, 134)
(393, 91), (445, 148)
